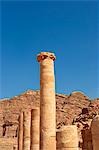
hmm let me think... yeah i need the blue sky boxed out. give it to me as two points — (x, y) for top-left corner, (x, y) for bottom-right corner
(1, 1), (99, 99)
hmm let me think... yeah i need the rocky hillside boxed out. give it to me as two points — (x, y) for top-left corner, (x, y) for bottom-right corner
(0, 90), (99, 150)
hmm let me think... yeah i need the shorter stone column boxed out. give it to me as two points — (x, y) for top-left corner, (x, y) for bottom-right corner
(56, 125), (78, 150)
(91, 115), (99, 150)
(18, 112), (23, 150)
(23, 110), (31, 150)
(31, 108), (40, 150)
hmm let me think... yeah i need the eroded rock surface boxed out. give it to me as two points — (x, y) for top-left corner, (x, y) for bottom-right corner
(0, 90), (99, 150)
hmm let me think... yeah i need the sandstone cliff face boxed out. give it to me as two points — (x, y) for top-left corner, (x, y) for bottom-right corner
(0, 90), (99, 150)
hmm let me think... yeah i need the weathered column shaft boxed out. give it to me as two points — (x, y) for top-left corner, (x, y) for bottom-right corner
(82, 129), (93, 150)
(37, 52), (56, 150)
(23, 111), (31, 150)
(30, 108), (40, 150)
(18, 112), (23, 150)
(56, 125), (79, 150)
(91, 115), (99, 150)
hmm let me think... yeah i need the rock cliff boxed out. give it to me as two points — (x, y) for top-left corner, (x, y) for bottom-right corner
(0, 90), (99, 150)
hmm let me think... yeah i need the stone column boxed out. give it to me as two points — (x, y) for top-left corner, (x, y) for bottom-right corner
(56, 125), (79, 150)
(37, 52), (56, 150)
(31, 108), (40, 150)
(23, 111), (31, 150)
(18, 112), (23, 150)
(91, 115), (99, 150)
(82, 129), (93, 150)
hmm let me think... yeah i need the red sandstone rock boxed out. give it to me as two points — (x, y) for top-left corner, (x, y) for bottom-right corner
(0, 90), (99, 150)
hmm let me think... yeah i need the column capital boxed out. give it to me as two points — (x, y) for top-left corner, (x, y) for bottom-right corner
(37, 52), (56, 62)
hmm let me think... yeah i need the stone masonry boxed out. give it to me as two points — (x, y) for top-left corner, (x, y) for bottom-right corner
(37, 52), (56, 150)
(23, 111), (31, 150)
(57, 125), (79, 150)
(18, 112), (23, 150)
(91, 115), (99, 150)
(31, 108), (39, 150)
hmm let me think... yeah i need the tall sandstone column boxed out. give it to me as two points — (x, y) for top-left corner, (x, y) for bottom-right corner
(37, 52), (56, 150)
(31, 108), (40, 150)
(23, 111), (31, 150)
(56, 125), (79, 150)
(18, 112), (23, 150)
(91, 115), (99, 150)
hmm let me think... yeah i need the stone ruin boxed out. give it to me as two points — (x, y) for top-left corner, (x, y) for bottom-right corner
(0, 52), (99, 150)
